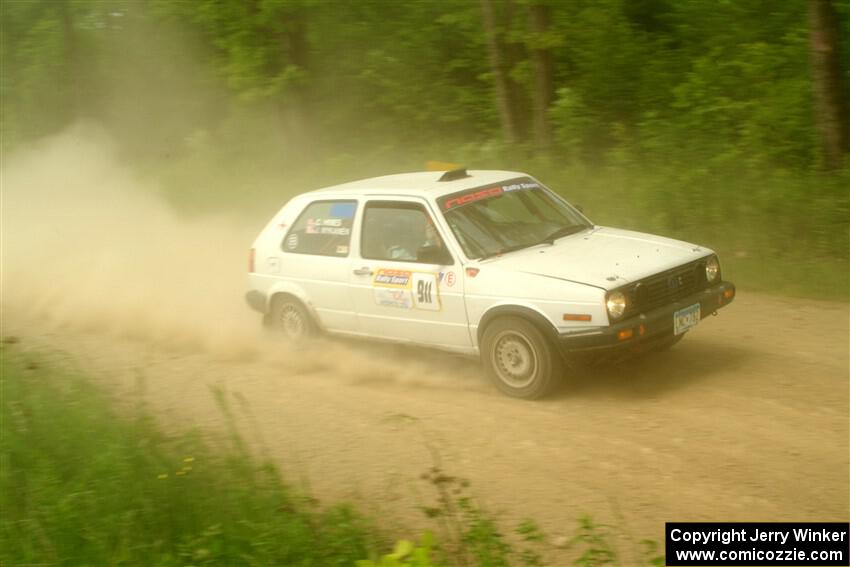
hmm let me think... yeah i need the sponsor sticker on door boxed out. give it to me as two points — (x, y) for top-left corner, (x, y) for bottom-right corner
(372, 269), (440, 311)
(374, 287), (413, 309)
(373, 269), (412, 288)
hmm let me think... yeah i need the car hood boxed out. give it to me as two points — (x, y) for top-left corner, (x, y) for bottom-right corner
(479, 226), (710, 290)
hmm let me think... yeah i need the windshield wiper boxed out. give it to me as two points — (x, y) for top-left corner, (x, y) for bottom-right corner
(477, 225), (589, 261)
(479, 243), (535, 261)
(537, 224), (588, 245)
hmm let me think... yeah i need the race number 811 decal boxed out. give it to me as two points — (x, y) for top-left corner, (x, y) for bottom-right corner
(412, 272), (440, 311)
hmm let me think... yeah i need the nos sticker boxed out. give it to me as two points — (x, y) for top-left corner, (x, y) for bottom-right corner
(373, 269), (412, 288)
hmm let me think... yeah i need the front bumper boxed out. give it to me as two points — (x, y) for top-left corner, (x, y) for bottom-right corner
(557, 280), (735, 356)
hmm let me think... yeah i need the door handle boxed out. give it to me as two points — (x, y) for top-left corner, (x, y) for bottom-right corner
(353, 267), (374, 276)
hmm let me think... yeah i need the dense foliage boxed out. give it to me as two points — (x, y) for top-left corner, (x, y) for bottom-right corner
(3, 0), (848, 165)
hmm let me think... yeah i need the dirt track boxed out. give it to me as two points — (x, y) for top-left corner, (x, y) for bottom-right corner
(5, 291), (848, 559)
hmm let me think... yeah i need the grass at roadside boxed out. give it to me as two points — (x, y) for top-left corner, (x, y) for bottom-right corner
(1, 345), (373, 566)
(0, 342), (663, 566)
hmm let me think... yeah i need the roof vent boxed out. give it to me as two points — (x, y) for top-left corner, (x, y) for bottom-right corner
(438, 167), (470, 182)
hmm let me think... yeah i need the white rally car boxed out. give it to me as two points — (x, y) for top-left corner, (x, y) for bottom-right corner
(246, 169), (735, 399)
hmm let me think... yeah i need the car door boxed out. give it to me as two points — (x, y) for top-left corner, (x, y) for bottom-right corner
(349, 197), (472, 350)
(279, 198), (359, 333)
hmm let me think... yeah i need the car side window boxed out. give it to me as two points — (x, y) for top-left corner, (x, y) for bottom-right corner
(282, 200), (356, 257)
(361, 201), (452, 264)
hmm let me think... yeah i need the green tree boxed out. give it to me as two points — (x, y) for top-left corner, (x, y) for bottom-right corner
(809, 0), (849, 169)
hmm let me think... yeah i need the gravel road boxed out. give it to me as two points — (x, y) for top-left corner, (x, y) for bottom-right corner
(6, 292), (848, 561)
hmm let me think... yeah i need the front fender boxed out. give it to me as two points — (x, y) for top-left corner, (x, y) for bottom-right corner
(475, 302), (560, 348)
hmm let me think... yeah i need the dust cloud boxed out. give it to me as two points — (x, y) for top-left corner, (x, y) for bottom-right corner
(1, 124), (482, 391)
(2, 123), (264, 357)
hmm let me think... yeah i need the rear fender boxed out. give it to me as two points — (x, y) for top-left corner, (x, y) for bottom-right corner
(264, 281), (324, 330)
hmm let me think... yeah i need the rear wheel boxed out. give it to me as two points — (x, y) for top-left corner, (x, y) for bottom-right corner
(267, 296), (316, 343)
(481, 316), (562, 399)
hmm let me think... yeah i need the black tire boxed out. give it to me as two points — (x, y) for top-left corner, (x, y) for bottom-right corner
(480, 316), (563, 399)
(267, 295), (317, 343)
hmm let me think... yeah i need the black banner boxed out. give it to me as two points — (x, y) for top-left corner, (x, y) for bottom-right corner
(666, 522), (849, 566)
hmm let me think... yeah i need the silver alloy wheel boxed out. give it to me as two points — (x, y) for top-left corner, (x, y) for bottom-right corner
(490, 330), (539, 388)
(279, 304), (305, 339)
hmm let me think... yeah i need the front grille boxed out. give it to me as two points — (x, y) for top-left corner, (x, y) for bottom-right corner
(622, 259), (709, 318)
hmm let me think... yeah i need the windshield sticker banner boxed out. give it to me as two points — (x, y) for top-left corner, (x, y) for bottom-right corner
(442, 186), (503, 210)
(373, 269), (441, 311)
(501, 181), (540, 192)
(440, 178), (541, 211)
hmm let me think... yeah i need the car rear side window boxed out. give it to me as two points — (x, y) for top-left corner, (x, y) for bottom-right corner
(282, 200), (357, 257)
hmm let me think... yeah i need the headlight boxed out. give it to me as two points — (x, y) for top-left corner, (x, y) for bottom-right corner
(606, 291), (627, 320)
(705, 256), (720, 283)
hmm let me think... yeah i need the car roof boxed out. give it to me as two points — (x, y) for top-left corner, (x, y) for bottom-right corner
(308, 170), (529, 199)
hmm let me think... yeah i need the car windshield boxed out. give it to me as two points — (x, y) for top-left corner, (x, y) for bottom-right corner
(437, 178), (591, 260)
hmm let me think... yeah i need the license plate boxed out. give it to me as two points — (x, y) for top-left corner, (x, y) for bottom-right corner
(674, 303), (701, 335)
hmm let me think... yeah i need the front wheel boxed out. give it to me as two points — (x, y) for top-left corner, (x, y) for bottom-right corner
(267, 296), (317, 343)
(480, 316), (563, 399)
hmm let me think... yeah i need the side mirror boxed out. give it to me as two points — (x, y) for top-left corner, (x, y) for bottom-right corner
(416, 244), (452, 265)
